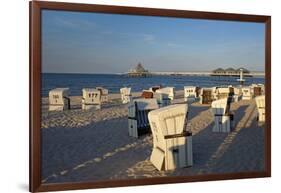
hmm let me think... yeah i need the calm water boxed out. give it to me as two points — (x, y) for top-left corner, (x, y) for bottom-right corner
(42, 73), (265, 97)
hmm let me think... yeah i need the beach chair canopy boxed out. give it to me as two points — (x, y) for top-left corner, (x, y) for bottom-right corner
(156, 87), (174, 94)
(49, 88), (69, 104)
(49, 88), (69, 96)
(217, 87), (230, 94)
(82, 88), (101, 104)
(184, 86), (197, 97)
(148, 104), (188, 137)
(96, 87), (108, 95)
(133, 98), (159, 111)
(156, 87), (175, 100)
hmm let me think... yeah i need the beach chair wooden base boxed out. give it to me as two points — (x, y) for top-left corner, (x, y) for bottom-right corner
(128, 119), (151, 137)
(232, 95), (242, 102)
(257, 113), (265, 122)
(128, 99), (159, 138)
(49, 98), (70, 111)
(185, 97), (197, 104)
(101, 95), (108, 103)
(82, 103), (101, 110)
(255, 95), (265, 122)
(122, 95), (132, 104)
(49, 105), (68, 111)
(212, 114), (234, 132)
(150, 135), (193, 171)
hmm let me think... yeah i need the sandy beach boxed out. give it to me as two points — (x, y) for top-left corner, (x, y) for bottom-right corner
(41, 90), (265, 184)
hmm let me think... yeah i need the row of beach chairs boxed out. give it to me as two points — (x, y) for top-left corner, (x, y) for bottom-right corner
(48, 87), (109, 111)
(48, 83), (264, 111)
(128, 91), (265, 171)
(48, 85), (265, 171)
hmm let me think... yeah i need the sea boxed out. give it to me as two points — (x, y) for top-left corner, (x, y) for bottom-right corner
(41, 73), (265, 97)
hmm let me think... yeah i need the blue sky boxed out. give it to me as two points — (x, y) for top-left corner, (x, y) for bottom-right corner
(42, 10), (265, 73)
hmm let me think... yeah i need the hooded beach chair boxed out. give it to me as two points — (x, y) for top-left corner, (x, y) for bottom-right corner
(155, 87), (175, 100)
(96, 87), (108, 103)
(82, 88), (101, 110)
(128, 98), (159, 138)
(211, 98), (234, 132)
(199, 88), (214, 104)
(250, 84), (262, 97)
(120, 87), (132, 104)
(184, 86), (197, 102)
(48, 88), (70, 111)
(154, 92), (171, 107)
(242, 87), (252, 100)
(148, 104), (193, 171)
(232, 87), (242, 102)
(257, 84), (265, 95)
(255, 95), (265, 122)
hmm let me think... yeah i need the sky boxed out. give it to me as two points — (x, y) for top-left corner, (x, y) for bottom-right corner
(42, 10), (265, 73)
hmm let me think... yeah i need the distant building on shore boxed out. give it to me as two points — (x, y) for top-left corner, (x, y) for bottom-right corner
(127, 63), (151, 77)
(211, 67), (251, 77)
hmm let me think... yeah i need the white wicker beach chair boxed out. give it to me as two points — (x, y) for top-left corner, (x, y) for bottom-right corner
(184, 86), (197, 102)
(242, 87), (252, 100)
(211, 98), (234, 132)
(154, 92), (171, 107)
(255, 95), (265, 122)
(148, 104), (193, 171)
(128, 98), (159, 138)
(156, 87), (175, 100)
(120, 87), (132, 104)
(48, 88), (70, 111)
(96, 87), (108, 103)
(232, 87), (242, 102)
(82, 88), (101, 110)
